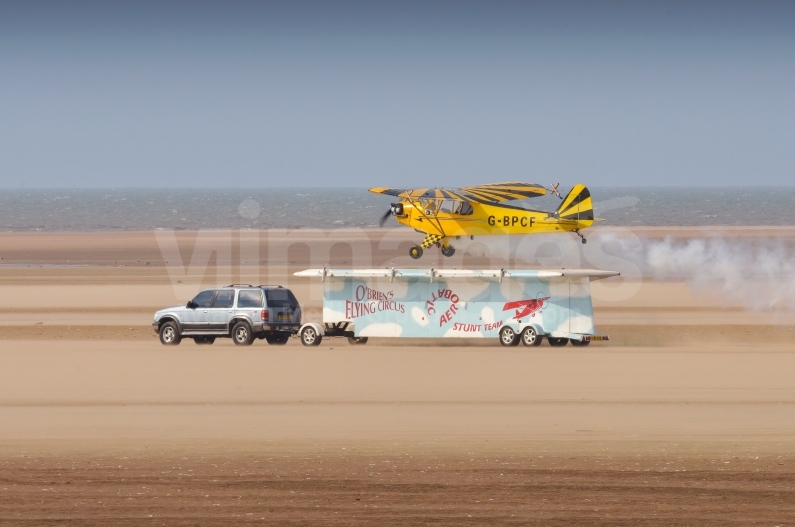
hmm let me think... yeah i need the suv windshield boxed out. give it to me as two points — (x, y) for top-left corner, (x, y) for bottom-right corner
(265, 289), (299, 308)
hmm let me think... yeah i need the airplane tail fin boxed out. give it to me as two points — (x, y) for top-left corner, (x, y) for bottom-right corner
(555, 184), (594, 226)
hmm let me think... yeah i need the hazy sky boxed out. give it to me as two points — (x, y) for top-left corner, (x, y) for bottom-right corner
(1, 1), (793, 188)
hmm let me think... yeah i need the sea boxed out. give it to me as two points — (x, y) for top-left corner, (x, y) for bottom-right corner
(0, 187), (794, 231)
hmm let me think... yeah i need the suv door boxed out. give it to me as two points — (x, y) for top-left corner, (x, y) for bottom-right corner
(207, 289), (235, 331)
(184, 289), (216, 330)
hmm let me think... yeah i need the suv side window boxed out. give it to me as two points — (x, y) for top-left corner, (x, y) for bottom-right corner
(237, 289), (263, 308)
(212, 289), (235, 308)
(191, 290), (215, 308)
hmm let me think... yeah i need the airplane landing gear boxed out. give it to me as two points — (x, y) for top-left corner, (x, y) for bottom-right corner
(409, 245), (423, 259)
(441, 245), (455, 257)
(574, 230), (587, 244)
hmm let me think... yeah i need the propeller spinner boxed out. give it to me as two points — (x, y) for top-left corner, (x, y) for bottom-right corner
(378, 203), (405, 227)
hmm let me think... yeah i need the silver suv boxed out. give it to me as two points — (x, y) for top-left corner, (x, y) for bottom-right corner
(153, 285), (301, 346)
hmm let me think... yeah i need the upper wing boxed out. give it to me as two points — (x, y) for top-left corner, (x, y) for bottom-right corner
(370, 182), (546, 204)
(368, 187), (414, 198)
(457, 182), (547, 203)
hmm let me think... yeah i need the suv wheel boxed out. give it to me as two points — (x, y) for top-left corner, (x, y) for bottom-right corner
(159, 321), (181, 346)
(232, 322), (254, 346)
(300, 326), (322, 346)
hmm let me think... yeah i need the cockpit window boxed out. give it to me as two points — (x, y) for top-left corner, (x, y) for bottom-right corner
(417, 199), (472, 216)
(454, 202), (473, 215)
(419, 200), (438, 214)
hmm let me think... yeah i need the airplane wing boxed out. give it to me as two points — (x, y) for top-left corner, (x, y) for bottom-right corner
(368, 187), (414, 198)
(370, 182), (546, 204)
(457, 182), (547, 203)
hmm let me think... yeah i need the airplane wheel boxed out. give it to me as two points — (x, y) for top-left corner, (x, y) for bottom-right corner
(409, 245), (423, 259)
(441, 245), (455, 257)
(582, 238), (587, 244)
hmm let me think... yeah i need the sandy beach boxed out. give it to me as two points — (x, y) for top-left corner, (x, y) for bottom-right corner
(1, 227), (794, 525)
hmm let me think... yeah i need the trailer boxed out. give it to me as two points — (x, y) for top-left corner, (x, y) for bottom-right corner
(294, 268), (618, 347)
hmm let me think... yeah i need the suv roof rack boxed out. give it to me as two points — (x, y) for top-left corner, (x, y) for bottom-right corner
(257, 285), (284, 289)
(225, 284), (254, 288)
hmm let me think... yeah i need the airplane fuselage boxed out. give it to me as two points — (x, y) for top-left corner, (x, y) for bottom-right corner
(394, 201), (592, 239)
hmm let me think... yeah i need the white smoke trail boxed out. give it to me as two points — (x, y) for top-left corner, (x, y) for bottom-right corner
(647, 237), (795, 312)
(462, 232), (795, 312)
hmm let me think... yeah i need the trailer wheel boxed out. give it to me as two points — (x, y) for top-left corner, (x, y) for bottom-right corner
(347, 336), (368, 345)
(301, 326), (322, 346)
(570, 339), (590, 347)
(499, 327), (519, 346)
(521, 327), (542, 346)
(547, 337), (569, 347)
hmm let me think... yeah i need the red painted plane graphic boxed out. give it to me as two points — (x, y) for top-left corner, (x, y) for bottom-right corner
(502, 297), (550, 319)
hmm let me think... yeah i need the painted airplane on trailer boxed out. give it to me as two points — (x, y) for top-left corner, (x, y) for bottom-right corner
(370, 182), (595, 259)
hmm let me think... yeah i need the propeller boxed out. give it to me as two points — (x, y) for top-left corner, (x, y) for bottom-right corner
(378, 209), (392, 227)
(379, 203), (404, 227)
(550, 183), (562, 199)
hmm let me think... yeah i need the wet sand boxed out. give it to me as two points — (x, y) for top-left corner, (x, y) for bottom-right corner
(1, 228), (794, 525)
(3, 451), (793, 526)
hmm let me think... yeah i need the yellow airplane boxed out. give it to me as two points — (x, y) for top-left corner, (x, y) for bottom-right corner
(370, 182), (594, 259)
